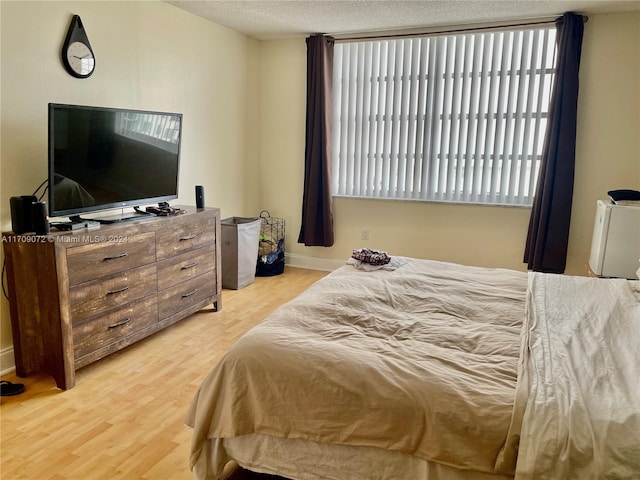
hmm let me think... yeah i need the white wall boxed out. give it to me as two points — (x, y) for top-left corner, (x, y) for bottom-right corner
(568, 12), (640, 273)
(257, 12), (640, 274)
(0, 1), (260, 365)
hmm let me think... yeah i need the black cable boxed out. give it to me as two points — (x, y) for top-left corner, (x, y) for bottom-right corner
(38, 184), (49, 202)
(32, 178), (48, 198)
(2, 259), (9, 301)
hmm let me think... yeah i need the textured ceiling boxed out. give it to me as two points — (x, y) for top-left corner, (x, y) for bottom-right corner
(166, 0), (640, 40)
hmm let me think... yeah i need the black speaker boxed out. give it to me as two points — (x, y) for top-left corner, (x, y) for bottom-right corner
(195, 185), (205, 209)
(31, 201), (50, 235)
(10, 195), (37, 234)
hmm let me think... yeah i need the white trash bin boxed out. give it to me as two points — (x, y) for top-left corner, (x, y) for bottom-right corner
(221, 217), (261, 289)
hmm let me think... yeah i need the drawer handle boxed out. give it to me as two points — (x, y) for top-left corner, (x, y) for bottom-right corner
(108, 317), (132, 329)
(103, 252), (129, 261)
(179, 233), (198, 241)
(180, 262), (199, 270)
(181, 288), (199, 298)
(106, 285), (130, 295)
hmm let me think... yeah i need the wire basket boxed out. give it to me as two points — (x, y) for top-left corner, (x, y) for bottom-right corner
(256, 210), (285, 276)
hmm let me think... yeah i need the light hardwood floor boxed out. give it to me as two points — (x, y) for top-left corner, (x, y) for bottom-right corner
(1, 267), (328, 480)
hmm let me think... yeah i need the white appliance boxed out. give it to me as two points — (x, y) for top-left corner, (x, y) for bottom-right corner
(588, 200), (640, 279)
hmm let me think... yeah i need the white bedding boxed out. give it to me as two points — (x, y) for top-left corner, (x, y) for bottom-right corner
(514, 273), (640, 479)
(185, 259), (640, 480)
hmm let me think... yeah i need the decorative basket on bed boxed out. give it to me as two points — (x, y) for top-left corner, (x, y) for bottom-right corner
(256, 210), (285, 276)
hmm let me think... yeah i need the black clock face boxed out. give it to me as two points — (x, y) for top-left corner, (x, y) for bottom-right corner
(66, 41), (95, 76)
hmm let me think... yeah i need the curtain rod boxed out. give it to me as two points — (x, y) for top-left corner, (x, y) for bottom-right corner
(333, 14), (588, 42)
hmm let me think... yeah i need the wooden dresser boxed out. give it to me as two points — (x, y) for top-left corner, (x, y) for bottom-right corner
(2, 206), (221, 389)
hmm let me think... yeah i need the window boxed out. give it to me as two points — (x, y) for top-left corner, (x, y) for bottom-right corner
(332, 26), (557, 206)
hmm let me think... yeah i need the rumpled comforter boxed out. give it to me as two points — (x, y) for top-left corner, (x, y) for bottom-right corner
(514, 273), (640, 479)
(186, 258), (528, 477)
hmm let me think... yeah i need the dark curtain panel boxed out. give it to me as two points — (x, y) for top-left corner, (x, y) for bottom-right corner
(298, 34), (335, 247)
(524, 12), (584, 273)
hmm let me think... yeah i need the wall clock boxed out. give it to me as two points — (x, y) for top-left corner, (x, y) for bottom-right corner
(61, 15), (95, 78)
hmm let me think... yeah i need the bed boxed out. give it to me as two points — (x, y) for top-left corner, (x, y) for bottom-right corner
(185, 257), (640, 480)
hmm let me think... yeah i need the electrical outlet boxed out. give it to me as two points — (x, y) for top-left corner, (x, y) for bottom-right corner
(361, 228), (369, 241)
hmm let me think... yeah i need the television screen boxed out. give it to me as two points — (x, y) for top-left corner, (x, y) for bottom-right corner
(48, 103), (182, 218)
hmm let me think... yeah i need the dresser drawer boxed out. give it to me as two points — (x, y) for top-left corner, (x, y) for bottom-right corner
(157, 271), (216, 320)
(69, 264), (158, 321)
(156, 217), (215, 260)
(66, 232), (156, 285)
(156, 244), (215, 291)
(73, 296), (158, 360)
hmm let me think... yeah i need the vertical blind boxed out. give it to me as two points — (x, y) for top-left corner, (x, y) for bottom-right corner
(332, 26), (557, 206)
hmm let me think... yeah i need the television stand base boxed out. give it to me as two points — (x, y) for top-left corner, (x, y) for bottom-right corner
(70, 210), (156, 225)
(52, 218), (101, 231)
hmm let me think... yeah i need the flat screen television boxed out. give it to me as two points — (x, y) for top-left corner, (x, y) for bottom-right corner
(48, 103), (182, 222)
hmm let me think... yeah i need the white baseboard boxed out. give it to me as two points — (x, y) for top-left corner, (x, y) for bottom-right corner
(285, 253), (345, 272)
(1, 346), (16, 375)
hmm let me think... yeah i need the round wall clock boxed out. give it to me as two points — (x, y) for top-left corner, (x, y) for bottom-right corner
(61, 15), (95, 78)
